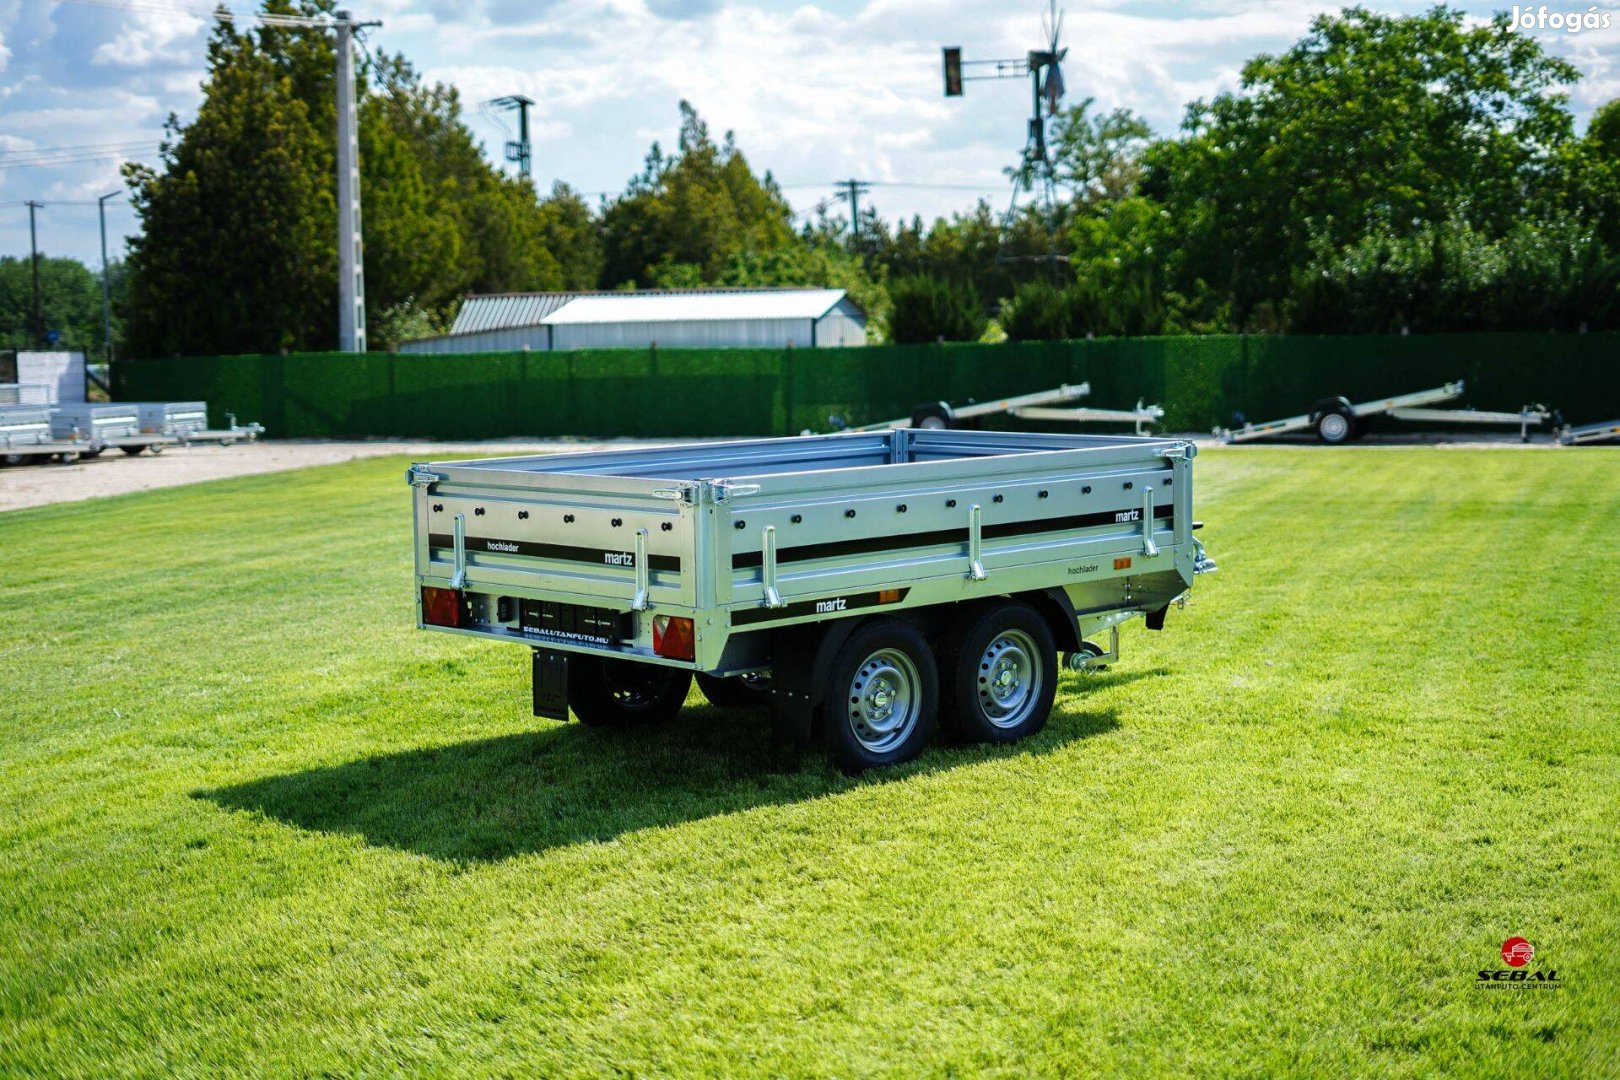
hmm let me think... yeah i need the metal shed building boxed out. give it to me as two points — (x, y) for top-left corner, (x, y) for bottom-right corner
(398, 288), (866, 354)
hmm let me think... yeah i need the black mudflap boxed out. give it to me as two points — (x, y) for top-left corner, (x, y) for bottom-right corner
(532, 648), (569, 720)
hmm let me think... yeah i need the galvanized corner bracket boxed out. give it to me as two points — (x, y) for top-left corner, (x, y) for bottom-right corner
(407, 464), (444, 489)
(1140, 485), (1159, 557)
(761, 525), (786, 608)
(631, 528), (651, 611)
(967, 503), (988, 581)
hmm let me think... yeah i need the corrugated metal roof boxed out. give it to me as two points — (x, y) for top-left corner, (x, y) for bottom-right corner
(541, 289), (849, 326)
(449, 292), (581, 334)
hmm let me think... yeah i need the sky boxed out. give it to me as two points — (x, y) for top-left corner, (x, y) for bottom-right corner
(0, 0), (1616, 267)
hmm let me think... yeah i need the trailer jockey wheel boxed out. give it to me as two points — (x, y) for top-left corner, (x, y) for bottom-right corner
(1314, 404), (1356, 445)
(569, 658), (692, 726)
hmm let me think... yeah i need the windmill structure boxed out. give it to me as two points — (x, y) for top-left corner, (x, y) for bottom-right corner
(941, 0), (1069, 271)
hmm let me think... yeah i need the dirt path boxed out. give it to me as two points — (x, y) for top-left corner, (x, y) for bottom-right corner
(0, 439), (686, 513)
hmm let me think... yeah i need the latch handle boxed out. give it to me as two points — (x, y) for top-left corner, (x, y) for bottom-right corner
(450, 512), (467, 589)
(967, 504), (988, 581)
(1140, 486), (1159, 557)
(631, 528), (650, 611)
(761, 525), (786, 608)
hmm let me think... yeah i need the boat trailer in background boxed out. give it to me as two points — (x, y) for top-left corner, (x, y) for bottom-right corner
(1559, 418), (1620, 446)
(1219, 381), (1554, 445)
(837, 382), (1164, 434)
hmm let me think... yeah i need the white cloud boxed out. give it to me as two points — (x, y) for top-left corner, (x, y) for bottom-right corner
(91, 9), (206, 68)
(0, 28), (11, 73)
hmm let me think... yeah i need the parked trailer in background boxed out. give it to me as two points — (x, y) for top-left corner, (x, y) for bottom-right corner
(1560, 419), (1620, 446)
(130, 401), (265, 445)
(408, 430), (1215, 772)
(0, 405), (89, 464)
(49, 403), (175, 457)
(1220, 380), (1553, 444)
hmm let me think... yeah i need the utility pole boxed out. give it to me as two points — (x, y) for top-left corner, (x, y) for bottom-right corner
(837, 179), (870, 246)
(26, 200), (43, 349)
(98, 191), (120, 364)
(334, 11), (366, 352)
(493, 95), (535, 178)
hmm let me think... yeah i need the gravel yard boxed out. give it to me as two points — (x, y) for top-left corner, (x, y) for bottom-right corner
(0, 439), (681, 513)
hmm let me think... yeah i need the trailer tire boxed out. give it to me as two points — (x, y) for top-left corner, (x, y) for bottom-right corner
(939, 601), (1058, 744)
(696, 671), (771, 709)
(1314, 405), (1355, 445)
(57, 451), (80, 465)
(569, 658), (692, 727)
(120, 445), (148, 456)
(823, 617), (938, 773)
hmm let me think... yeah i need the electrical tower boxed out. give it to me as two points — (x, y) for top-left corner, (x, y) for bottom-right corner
(334, 12), (368, 353)
(491, 95), (536, 178)
(26, 201), (42, 349)
(836, 179), (870, 246)
(940, 0), (1069, 273)
(241, 6), (380, 352)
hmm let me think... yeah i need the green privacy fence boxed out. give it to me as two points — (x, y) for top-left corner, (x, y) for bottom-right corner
(110, 332), (1620, 439)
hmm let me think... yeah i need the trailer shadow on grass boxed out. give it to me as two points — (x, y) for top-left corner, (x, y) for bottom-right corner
(196, 680), (1143, 864)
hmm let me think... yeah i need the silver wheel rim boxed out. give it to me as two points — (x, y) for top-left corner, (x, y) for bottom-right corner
(978, 629), (1043, 729)
(846, 648), (921, 754)
(1320, 413), (1349, 441)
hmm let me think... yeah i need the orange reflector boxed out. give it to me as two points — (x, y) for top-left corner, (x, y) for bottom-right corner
(877, 589), (902, 604)
(652, 615), (696, 661)
(421, 586), (465, 628)
(1114, 557), (1132, 571)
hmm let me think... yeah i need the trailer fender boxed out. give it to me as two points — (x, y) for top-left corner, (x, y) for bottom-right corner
(1027, 588), (1085, 653)
(1309, 396), (1355, 420)
(766, 619), (865, 746)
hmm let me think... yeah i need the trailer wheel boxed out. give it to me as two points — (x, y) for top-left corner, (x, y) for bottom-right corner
(569, 658), (692, 727)
(57, 451), (80, 465)
(824, 617), (938, 772)
(696, 671), (771, 709)
(939, 601), (1058, 744)
(1314, 406), (1355, 445)
(120, 445), (148, 457)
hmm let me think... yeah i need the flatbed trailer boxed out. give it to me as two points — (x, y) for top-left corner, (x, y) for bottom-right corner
(1560, 419), (1620, 446)
(1220, 380), (1552, 444)
(0, 405), (89, 464)
(408, 430), (1215, 771)
(49, 403), (176, 457)
(129, 401), (265, 445)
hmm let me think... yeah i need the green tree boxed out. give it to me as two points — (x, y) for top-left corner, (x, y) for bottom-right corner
(600, 102), (796, 287)
(886, 275), (985, 344)
(1144, 5), (1582, 326)
(0, 256), (123, 353)
(1050, 98), (1153, 207)
(123, 2), (569, 356)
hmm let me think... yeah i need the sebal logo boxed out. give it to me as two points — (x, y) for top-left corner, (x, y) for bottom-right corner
(1477, 936), (1560, 988)
(603, 552), (635, 567)
(816, 597), (848, 613)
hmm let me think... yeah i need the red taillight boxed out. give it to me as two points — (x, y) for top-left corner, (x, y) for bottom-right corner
(421, 586), (465, 628)
(652, 615), (695, 661)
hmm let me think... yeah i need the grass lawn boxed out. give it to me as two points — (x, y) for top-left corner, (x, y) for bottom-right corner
(1, 447), (1617, 1077)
